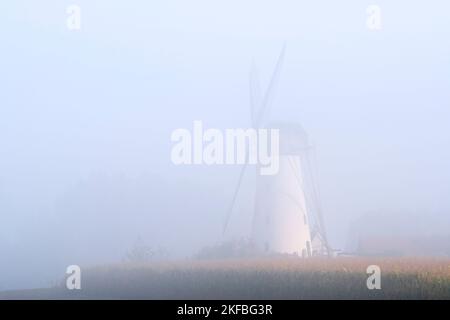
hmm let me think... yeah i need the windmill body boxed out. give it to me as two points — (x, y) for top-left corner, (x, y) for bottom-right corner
(252, 123), (313, 256)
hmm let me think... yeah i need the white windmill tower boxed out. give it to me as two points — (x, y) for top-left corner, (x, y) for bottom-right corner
(223, 46), (331, 257)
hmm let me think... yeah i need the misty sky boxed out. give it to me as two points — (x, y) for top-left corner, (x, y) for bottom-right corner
(1, 1), (450, 290)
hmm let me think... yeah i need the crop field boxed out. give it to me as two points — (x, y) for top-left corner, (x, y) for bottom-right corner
(1, 257), (449, 299)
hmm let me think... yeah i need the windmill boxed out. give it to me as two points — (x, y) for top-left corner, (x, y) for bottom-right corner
(223, 46), (331, 257)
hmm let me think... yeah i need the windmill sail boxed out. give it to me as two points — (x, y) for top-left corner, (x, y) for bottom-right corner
(222, 46), (286, 235)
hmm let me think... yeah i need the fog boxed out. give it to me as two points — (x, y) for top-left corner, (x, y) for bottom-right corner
(1, 1), (450, 290)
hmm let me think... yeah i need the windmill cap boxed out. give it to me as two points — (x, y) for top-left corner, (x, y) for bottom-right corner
(264, 121), (311, 154)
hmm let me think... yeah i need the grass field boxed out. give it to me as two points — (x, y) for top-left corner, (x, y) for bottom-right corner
(1, 257), (449, 299)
